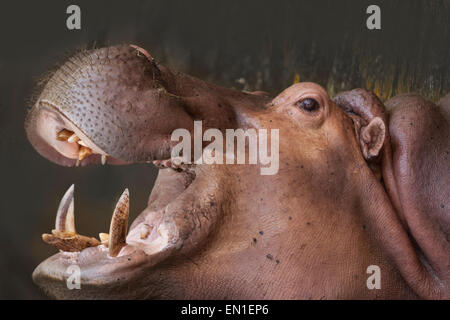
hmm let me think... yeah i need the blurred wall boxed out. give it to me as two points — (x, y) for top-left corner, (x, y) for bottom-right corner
(0, 0), (448, 299)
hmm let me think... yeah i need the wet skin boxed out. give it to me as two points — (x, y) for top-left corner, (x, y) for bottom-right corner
(25, 45), (449, 299)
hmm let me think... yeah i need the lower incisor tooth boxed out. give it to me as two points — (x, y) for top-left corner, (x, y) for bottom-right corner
(99, 233), (109, 246)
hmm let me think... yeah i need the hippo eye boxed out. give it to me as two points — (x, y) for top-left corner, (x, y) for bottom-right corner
(297, 98), (319, 112)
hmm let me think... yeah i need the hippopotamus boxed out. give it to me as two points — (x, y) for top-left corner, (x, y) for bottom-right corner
(25, 45), (449, 299)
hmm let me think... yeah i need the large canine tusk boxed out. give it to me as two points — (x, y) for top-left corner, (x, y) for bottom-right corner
(42, 184), (100, 252)
(55, 184), (76, 233)
(108, 189), (129, 257)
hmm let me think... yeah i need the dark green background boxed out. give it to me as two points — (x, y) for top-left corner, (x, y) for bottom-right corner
(0, 0), (448, 299)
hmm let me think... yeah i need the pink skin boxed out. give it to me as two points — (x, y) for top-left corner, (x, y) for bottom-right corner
(26, 45), (449, 299)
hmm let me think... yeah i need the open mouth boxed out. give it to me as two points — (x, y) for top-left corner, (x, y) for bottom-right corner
(25, 44), (230, 295)
(41, 148), (197, 258)
(26, 105), (212, 289)
(42, 121), (197, 255)
(41, 124), (197, 257)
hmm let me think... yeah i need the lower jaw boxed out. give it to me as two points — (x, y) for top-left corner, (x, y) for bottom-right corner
(32, 241), (176, 293)
(34, 164), (203, 287)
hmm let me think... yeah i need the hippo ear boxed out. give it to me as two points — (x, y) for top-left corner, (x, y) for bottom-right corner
(333, 89), (388, 162)
(359, 117), (385, 160)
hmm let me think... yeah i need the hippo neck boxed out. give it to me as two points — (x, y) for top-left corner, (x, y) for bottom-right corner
(353, 161), (445, 299)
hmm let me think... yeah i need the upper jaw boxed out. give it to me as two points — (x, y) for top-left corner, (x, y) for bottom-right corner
(25, 103), (130, 167)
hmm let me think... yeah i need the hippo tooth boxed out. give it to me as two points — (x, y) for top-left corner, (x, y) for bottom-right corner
(67, 133), (80, 143)
(42, 184), (102, 252)
(99, 233), (109, 247)
(78, 140), (88, 147)
(108, 189), (129, 257)
(101, 155), (108, 165)
(78, 146), (92, 161)
(56, 129), (74, 141)
(55, 184), (76, 233)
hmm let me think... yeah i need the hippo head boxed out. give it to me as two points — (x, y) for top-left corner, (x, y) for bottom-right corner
(26, 45), (449, 299)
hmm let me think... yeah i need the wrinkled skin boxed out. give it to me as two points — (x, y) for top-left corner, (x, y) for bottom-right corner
(25, 45), (449, 299)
